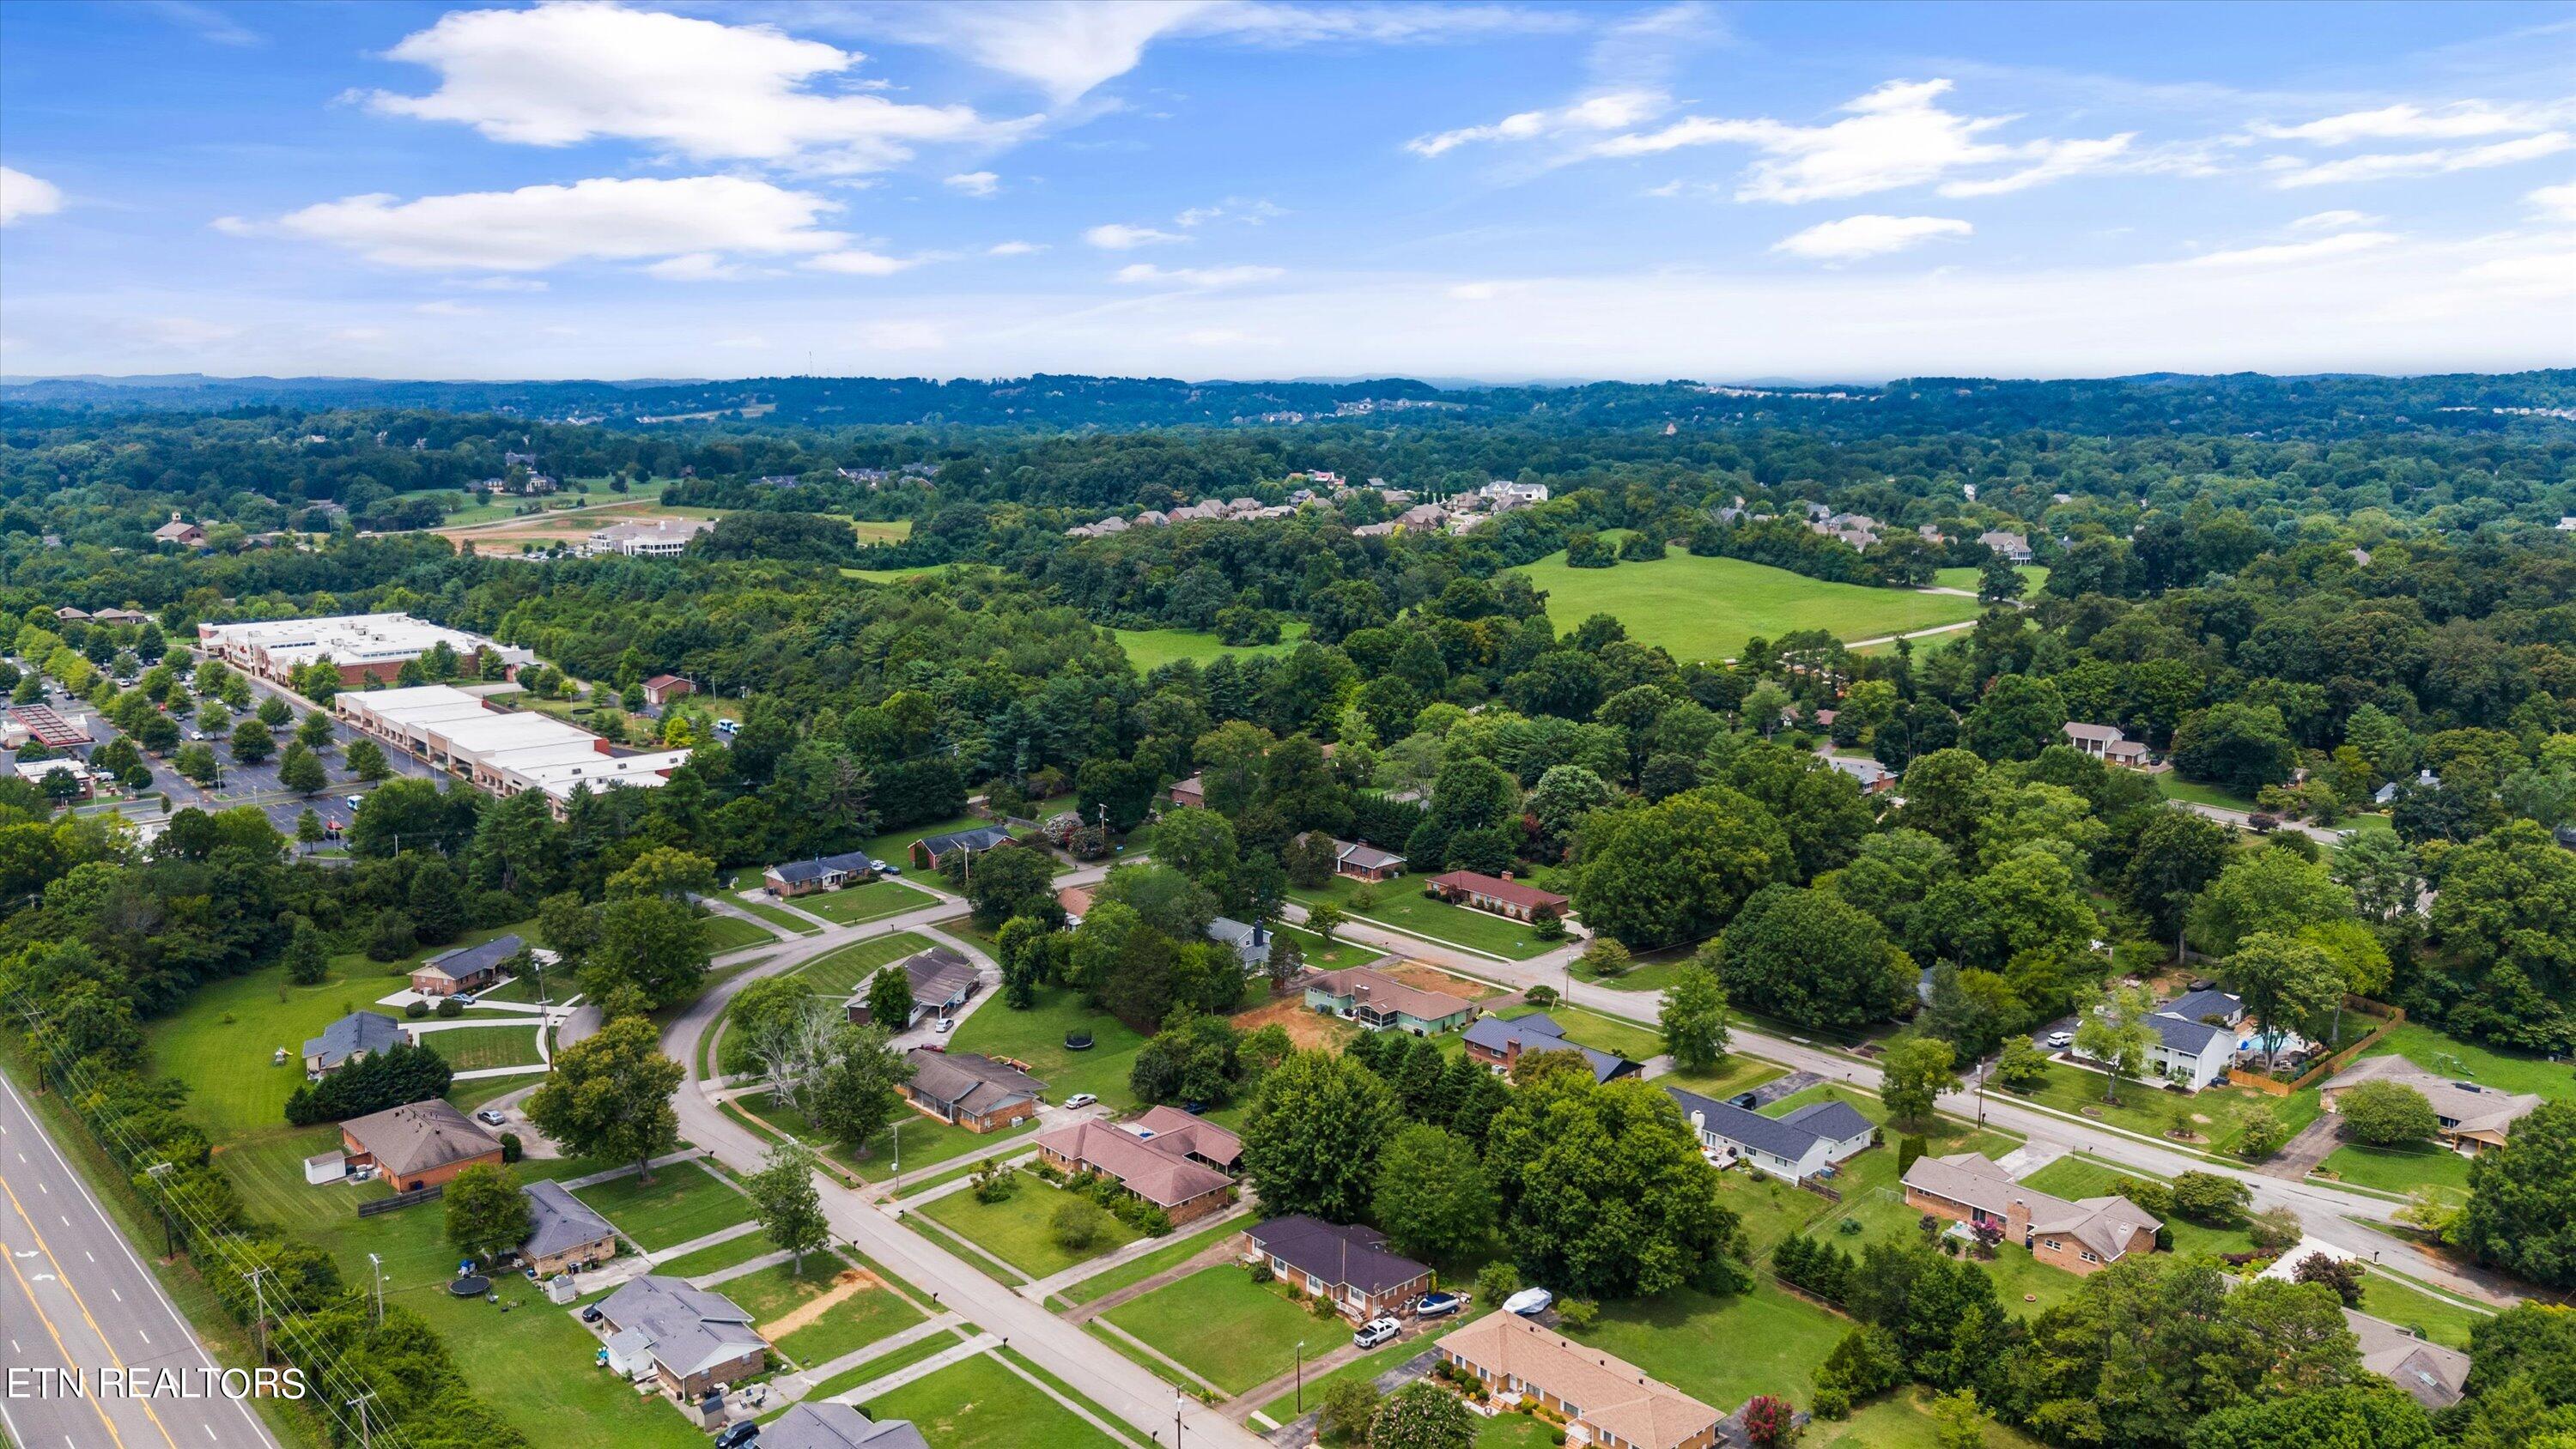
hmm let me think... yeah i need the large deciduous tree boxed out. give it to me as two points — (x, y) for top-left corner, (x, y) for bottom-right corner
(1242, 1049), (1400, 1222)
(1370, 1123), (1495, 1262)
(2457, 1100), (2576, 1288)
(526, 1015), (683, 1181)
(1483, 1073), (1741, 1299)
(1716, 884), (1911, 1030)
(443, 1163), (529, 1262)
(746, 1142), (829, 1274)
(1572, 788), (1792, 950)
(1658, 956), (1732, 1072)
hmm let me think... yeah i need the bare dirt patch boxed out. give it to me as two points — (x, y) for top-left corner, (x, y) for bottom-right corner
(760, 1266), (883, 1340)
(438, 504), (724, 556)
(1375, 957), (1504, 1002)
(1233, 994), (1358, 1052)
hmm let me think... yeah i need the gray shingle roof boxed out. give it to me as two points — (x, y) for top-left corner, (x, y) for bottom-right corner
(598, 1275), (768, 1379)
(903, 1050), (1044, 1118)
(915, 826), (1013, 858)
(2146, 1012), (2229, 1054)
(1465, 1015), (1635, 1082)
(759, 1404), (929, 1449)
(302, 1011), (407, 1070)
(770, 851), (876, 885)
(415, 933), (524, 984)
(340, 1099), (501, 1178)
(1665, 1088), (1865, 1164)
(520, 1179), (617, 1263)
(2161, 989), (2241, 1024)
(1247, 1215), (1430, 1296)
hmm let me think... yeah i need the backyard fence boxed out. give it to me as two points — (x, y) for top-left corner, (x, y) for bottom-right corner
(2225, 996), (2405, 1096)
(356, 1182), (444, 1217)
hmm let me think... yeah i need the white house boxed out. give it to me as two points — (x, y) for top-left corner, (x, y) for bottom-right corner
(1477, 480), (1550, 507)
(1665, 1088), (1876, 1183)
(2070, 988), (2243, 1089)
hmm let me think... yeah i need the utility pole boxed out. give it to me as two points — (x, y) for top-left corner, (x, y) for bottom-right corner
(368, 1252), (385, 1328)
(1295, 1339), (1306, 1413)
(246, 1265), (272, 1365)
(349, 1390), (378, 1449)
(1175, 1395), (1186, 1447)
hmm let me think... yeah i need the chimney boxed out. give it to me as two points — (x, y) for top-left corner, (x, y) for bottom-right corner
(1501, 870), (1513, 882)
(1689, 1111), (1704, 1132)
(2005, 1196), (2032, 1244)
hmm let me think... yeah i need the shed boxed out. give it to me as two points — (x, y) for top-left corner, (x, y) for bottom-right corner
(302, 1150), (347, 1185)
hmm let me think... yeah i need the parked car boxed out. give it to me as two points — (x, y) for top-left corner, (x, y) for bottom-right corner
(2046, 1031), (2073, 1048)
(580, 1305), (604, 1324)
(714, 1423), (759, 1449)
(866, 858), (890, 873)
(346, 795), (364, 809)
(1414, 1291), (1468, 1319)
(933, 1016), (955, 1034)
(1061, 1093), (1099, 1110)
(880, 864), (902, 876)
(1727, 1092), (1760, 1110)
(2187, 979), (2215, 992)
(454, 993), (477, 1008)
(1503, 1288), (1553, 1318)
(476, 1109), (507, 1127)
(1353, 1317), (1402, 1349)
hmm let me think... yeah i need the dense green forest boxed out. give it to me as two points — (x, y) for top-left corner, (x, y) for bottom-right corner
(5, 375), (2575, 1449)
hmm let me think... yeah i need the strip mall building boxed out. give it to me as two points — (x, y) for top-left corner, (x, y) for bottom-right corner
(197, 612), (536, 687)
(335, 685), (690, 816)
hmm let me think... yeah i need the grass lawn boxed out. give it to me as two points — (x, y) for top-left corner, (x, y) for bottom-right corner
(1111, 621), (1310, 672)
(1475, 1413), (1562, 1449)
(1716, 1167), (1842, 1258)
(573, 1160), (757, 1252)
(1998, 1059), (2314, 1155)
(1512, 549), (1986, 662)
(2357, 1271), (2493, 1350)
(145, 961), (392, 1139)
(1288, 875), (1558, 961)
(703, 913), (781, 953)
(744, 1089), (1042, 1183)
(1257, 1308), (1500, 1425)
(1058, 1214), (1247, 1307)
(732, 894), (825, 935)
(655, 1229), (781, 1282)
(412, 1022), (547, 1072)
(2154, 774), (2261, 813)
(1269, 922), (1377, 973)
(1104, 1264), (1321, 1395)
(788, 931), (938, 999)
(1573, 952), (1698, 994)
(855, 814), (987, 868)
(1660, 1055), (1787, 1102)
(1566, 1279), (1850, 1409)
(860, 1351), (1125, 1449)
(1815, 1387), (2050, 1449)
(718, 1257), (926, 1367)
(2317, 1141), (2473, 1197)
(1932, 565), (2050, 596)
(1492, 1002), (1663, 1064)
(795, 878), (939, 926)
(2017, 1155), (2256, 1261)
(918, 1173), (1146, 1279)
(951, 985), (1150, 1112)
(328, 919), (533, 986)
(2356, 1022), (2574, 1104)
(797, 1331), (963, 1404)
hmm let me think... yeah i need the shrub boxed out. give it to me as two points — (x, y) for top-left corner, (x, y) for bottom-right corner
(404, 999), (429, 1020)
(1316, 1379), (1382, 1446)
(1523, 985), (1559, 1009)
(2336, 1081), (2439, 1147)
(1474, 1260), (1522, 1306)
(500, 1131), (523, 1164)
(1810, 1387), (1850, 1421)
(2170, 1171), (2252, 1227)
(2248, 1206), (2302, 1254)
(1741, 1394), (1797, 1448)
(1555, 1298), (1597, 1330)
(435, 996), (465, 1018)
(2291, 1251), (2367, 1307)
(1049, 1199), (1111, 1252)
(1249, 1260), (1273, 1285)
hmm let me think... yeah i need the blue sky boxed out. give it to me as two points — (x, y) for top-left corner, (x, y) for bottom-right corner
(3, 0), (2571, 381)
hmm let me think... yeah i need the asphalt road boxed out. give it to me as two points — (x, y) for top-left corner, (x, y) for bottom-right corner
(0, 1067), (279, 1449)
(660, 864), (1267, 1449)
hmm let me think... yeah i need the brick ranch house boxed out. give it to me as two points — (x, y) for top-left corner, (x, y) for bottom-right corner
(595, 1275), (769, 1399)
(1242, 1216), (1433, 1323)
(1425, 870), (1568, 923)
(1902, 1152), (2160, 1276)
(518, 1179), (618, 1277)
(337, 1099), (503, 1192)
(896, 1049), (1046, 1133)
(408, 933), (526, 998)
(1036, 1108), (1240, 1226)
(1437, 1312), (1721, 1449)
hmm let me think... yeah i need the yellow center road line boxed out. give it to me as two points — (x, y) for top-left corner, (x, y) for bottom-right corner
(0, 1207), (131, 1449)
(0, 1167), (181, 1449)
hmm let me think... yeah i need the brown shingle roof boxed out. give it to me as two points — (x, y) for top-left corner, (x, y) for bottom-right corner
(1903, 1152), (2160, 1262)
(1428, 870), (1568, 911)
(1036, 1120), (1232, 1209)
(1308, 963), (1472, 1024)
(341, 1099), (501, 1178)
(1438, 1313), (1718, 1449)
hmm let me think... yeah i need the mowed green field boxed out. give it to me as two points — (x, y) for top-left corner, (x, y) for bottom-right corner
(1511, 549), (1984, 661)
(1109, 621), (1310, 672)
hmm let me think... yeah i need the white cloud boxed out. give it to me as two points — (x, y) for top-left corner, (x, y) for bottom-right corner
(365, 2), (1027, 173)
(1114, 263), (1285, 288)
(1175, 197), (1285, 227)
(644, 252), (753, 282)
(2257, 100), (2570, 145)
(1772, 214), (1971, 262)
(945, 171), (1000, 197)
(2175, 231), (2400, 268)
(1408, 90), (1665, 158)
(451, 275), (549, 292)
(2289, 209), (2380, 231)
(987, 239), (1045, 256)
(1084, 222), (1187, 249)
(850, 0), (1572, 105)
(414, 300), (485, 315)
(807, 248), (917, 276)
(1589, 79), (2132, 203)
(2268, 131), (2571, 187)
(1, 166), (65, 226)
(2530, 182), (2576, 221)
(234, 175), (848, 271)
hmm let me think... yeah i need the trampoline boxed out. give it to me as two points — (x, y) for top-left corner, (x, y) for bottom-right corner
(448, 1273), (491, 1297)
(1065, 1031), (1094, 1051)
